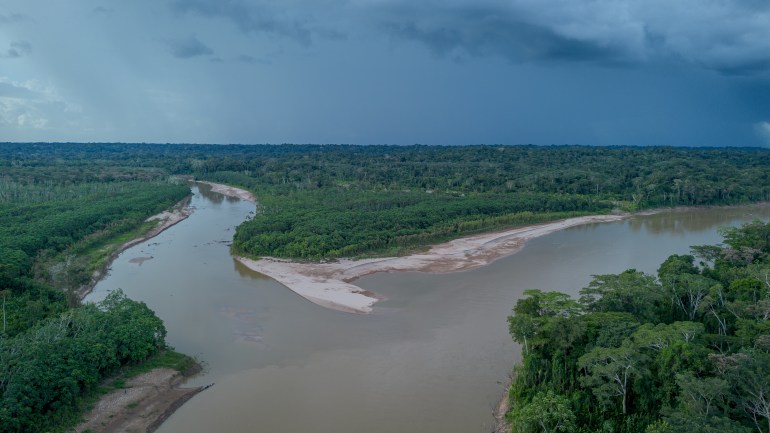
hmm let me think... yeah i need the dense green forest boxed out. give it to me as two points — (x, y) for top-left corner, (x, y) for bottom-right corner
(0, 144), (190, 432)
(506, 220), (770, 433)
(1, 142), (770, 431)
(181, 143), (770, 259)
(4, 142), (770, 261)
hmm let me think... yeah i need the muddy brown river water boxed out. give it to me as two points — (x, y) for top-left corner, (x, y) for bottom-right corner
(86, 184), (770, 433)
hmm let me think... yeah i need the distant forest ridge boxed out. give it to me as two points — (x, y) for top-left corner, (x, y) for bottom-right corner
(3, 142), (770, 260)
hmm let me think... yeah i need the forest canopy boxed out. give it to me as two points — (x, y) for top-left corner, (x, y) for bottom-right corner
(506, 220), (770, 433)
(4, 142), (770, 260)
(1, 142), (770, 431)
(0, 143), (189, 432)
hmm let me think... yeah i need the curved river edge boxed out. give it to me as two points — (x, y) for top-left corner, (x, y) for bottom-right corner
(74, 181), (255, 433)
(237, 202), (770, 314)
(75, 196), (193, 300)
(75, 182), (769, 432)
(236, 214), (627, 313)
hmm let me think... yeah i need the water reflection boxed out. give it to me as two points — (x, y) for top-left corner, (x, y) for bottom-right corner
(194, 181), (239, 204)
(233, 258), (272, 280)
(627, 204), (770, 235)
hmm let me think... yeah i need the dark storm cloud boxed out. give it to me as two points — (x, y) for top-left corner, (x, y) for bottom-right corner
(1, 41), (31, 58)
(3, 0), (770, 145)
(370, 0), (770, 75)
(383, 11), (625, 65)
(169, 0), (312, 45)
(168, 35), (214, 58)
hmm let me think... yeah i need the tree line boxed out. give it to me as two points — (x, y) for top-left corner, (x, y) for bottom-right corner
(8, 142), (770, 261)
(506, 220), (770, 433)
(0, 144), (190, 432)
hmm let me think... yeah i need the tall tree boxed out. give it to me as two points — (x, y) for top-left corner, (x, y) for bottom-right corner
(510, 390), (577, 433)
(578, 344), (648, 415)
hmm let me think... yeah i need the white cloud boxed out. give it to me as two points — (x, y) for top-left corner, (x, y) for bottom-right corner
(0, 77), (81, 133)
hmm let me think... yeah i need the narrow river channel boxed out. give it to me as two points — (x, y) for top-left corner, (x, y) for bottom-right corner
(86, 184), (770, 433)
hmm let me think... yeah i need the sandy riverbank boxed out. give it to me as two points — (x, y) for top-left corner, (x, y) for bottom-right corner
(73, 180), (254, 432)
(77, 196), (194, 299)
(73, 368), (205, 433)
(237, 214), (626, 313)
(198, 180), (257, 203)
(78, 181), (256, 299)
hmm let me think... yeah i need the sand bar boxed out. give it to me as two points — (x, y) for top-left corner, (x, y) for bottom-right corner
(237, 214), (626, 314)
(198, 180), (257, 203)
(73, 368), (204, 433)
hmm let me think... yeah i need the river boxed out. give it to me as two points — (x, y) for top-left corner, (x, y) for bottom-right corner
(86, 184), (770, 433)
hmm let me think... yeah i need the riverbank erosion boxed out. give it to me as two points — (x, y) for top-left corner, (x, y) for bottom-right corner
(236, 214), (626, 313)
(73, 368), (205, 433)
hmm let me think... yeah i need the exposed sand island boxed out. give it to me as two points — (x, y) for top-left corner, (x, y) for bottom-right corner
(237, 214), (626, 314)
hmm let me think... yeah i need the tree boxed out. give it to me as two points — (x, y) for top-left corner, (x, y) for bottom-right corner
(580, 270), (665, 323)
(510, 390), (577, 433)
(675, 373), (729, 417)
(508, 313), (538, 355)
(509, 289), (584, 355)
(664, 410), (752, 433)
(632, 322), (705, 351)
(578, 344), (647, 414)
(519, 289), (583, 318)
(720, 221), (770, 256)
(712, 351), (770, 433)
(668, 274), (717, 321)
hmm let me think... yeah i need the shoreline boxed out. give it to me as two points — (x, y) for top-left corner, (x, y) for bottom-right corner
(77, 180), (257, 300)
(76, 196), (194, 299)
(197, 180), (258, 203)
(237, 201), (770, 314)
(73, 180), (254, 433)
(236, 213), (627, 313)
(73, 367), (205, 433)
(492, 375), (512, 433)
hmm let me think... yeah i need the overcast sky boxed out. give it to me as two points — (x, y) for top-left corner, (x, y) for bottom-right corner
(1, 0), (770, 146)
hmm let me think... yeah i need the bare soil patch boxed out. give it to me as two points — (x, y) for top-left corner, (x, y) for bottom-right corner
(73, 368), (205, 433)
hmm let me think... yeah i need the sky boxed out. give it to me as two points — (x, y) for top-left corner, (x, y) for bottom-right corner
(1, 0), (770, 147)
